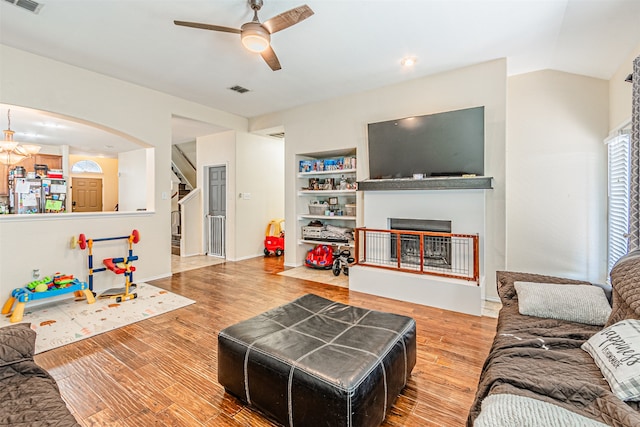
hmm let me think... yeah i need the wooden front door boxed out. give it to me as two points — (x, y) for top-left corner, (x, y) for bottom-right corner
(72, 178), (103, 212)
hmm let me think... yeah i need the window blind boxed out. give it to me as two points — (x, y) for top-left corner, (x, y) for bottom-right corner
(607, 133), (630, 274)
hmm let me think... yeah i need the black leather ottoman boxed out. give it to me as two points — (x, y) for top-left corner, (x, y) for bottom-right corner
(218, 294), (417, 427)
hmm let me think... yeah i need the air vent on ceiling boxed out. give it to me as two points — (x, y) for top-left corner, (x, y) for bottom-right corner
(229, 85), (250, 94)
(5, 0), (44, 14)
(268, 132), (285, 139)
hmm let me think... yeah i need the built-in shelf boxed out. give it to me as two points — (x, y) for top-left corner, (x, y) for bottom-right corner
(357, 176), (493, 191)
(297, 149), (357, 257)
(299, 239), (353, 248)
(299, 214), (356, 221)
(298, 169), (356, 177)
(298, 189), (357, 196)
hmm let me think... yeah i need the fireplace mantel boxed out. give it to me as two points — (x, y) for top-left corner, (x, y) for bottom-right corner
(357, 176), (493, 191)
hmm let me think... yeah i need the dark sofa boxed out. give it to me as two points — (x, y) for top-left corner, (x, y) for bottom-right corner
(468, 251), (640, 427)
(0, 323), (80, 427)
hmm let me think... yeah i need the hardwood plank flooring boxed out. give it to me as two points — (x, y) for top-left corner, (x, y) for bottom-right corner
(34, 256), (497, 426)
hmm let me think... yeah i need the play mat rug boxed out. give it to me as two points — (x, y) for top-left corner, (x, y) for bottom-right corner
(0, 283), (195, 354)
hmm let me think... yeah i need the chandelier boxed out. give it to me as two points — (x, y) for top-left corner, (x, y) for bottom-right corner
(0, 109), (41, 165)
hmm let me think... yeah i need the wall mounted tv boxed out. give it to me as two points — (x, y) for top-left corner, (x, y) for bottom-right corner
(367, 106), (484, 179)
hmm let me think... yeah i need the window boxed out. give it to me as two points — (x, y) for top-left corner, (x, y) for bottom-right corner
(71, 160), (103, 174)
(606, 132), (630, 274)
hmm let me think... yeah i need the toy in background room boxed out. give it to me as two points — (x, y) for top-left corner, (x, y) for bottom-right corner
(264, 219), (285, 256)
(72, 229), (140, 303)
(332, 248), (355, 276)
(2, 272), (95, 323)
(305, 244), (334, 269)
(299, 156), (356, 173)
(25, 273), (77, 292)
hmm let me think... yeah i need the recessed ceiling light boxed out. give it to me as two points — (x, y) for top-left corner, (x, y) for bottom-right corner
(401, 56), (417, 67)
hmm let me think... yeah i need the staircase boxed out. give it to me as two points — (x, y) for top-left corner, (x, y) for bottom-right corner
(171, 183), (192, 255)
(171, 142), (197, 256)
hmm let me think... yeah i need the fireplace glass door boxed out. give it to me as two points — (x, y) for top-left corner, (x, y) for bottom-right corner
(389, 218), (452, 269)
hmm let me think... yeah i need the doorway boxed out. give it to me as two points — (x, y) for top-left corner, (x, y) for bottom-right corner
(207, 165), (226, 257)
(71, 177), (103, 212)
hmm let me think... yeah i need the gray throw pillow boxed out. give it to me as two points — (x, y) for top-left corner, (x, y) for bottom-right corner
(514, 281), (612, 325)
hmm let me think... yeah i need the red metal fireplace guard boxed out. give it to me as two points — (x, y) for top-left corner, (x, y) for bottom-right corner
(354, 227), (479, 284)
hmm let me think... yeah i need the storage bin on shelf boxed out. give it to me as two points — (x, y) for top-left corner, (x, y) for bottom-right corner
(308, 202), (328, 215)
(345, 204), (356, 216)
(302, 226), (323, 240)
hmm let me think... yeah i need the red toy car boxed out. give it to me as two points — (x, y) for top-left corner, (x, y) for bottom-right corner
(264, 235), (284, 257)
(305, 244), (334, 269)
(264, 219), (285, 257)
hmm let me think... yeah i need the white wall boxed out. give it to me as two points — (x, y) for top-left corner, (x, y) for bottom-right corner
(252, 59), (507, 299)
(118, 148), (150, 212)
(609, 44), (640, 131)
(363, 189), (487, 300)
(506, 70), (609, 282)
(197, 130), (284, 261)
(197, 131), (236, 259)
(0, 45), (248, 296)
(235, 133), (285, 258)
(179, 189), (203, 257)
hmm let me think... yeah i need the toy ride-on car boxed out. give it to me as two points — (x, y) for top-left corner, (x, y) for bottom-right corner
(264, 219), (285, 257)
(305, 244), (334, 269)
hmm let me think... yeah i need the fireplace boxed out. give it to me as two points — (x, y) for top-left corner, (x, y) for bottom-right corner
(389, 218), (452, 269)
(353, 188), (485, 316)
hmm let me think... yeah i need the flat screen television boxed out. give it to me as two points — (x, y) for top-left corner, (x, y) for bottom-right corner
(367, 106), (484, 179)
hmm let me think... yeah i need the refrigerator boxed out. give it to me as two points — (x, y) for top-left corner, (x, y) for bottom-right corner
(42, 178), (67, 213)
(10, 178), (43, 214)
(10, 178), (67, 214)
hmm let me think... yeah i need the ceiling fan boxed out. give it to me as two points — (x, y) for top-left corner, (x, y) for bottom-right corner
(174, 0), (314, 71)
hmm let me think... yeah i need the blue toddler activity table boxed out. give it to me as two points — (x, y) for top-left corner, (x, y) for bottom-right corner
(2, 279), (95, 323)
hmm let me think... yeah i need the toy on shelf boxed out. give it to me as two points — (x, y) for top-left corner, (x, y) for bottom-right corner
(72, 229), (140, 303)
(2, 276), (95, 323)
(264, 219), (285, 257)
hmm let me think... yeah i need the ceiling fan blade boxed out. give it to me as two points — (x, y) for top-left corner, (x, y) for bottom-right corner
(174, 20), (241, 34)
(261, 46), (282, 71)
(262, 5), (314, 34)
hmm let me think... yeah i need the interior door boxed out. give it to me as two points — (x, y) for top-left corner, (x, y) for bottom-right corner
(208, 166), (226, 216)
(72, 177), (103, 212)
(207, 166), (227, 257)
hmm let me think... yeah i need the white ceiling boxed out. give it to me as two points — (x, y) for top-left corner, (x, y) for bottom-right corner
(1, 0), (639, 154)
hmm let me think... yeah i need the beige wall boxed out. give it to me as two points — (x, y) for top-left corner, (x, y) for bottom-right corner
(118, 148), (151, 212)
(252, 59), (507, 299)
(252, 60), (614, 297)
(235, 132), (284, 258)
(197, 131), (235, 258)
(69, 154), (119, 211)
(609, 43), (640, 131)
(0, 45), (247, 296)
(506, 70), (609, 282)
(197, 130), (284, 260)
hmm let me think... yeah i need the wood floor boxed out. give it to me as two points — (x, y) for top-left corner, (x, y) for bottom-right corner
(34, 256), (498, 427)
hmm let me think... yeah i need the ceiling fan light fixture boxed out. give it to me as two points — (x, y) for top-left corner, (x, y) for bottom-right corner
(401, 56), (417, 67)
(241, 23), (271, 53)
